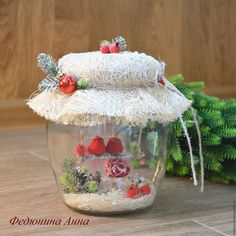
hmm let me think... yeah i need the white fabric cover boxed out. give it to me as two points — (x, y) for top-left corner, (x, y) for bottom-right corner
(28, 52), (191, 126)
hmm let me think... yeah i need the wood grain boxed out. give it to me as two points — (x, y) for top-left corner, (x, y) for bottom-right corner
(0, 0), (55, 99)
(0, 99), (45, 130)
(182, 0), (236, 89)
(1, 0), (235, 99)
(0, 128), (235, 235)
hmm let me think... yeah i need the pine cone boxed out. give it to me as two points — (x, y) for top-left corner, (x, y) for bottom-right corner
(74, 167), (88, 190)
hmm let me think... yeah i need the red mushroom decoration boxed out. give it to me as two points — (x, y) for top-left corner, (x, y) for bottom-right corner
(87, 136), (106, 156)
(106, 137), (123, 154)
(75, 144), (86, 156)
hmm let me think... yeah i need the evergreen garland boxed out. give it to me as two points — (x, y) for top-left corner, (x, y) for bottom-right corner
(59, 157), (101, 193)
(37, 53), (61, 91)
(37, 53), (58, 78)
(59, 172), (78, 193)
(167, 74), (236, 184)
(60, 157), (78, 193)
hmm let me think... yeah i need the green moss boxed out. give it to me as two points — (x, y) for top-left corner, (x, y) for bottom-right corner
(59, 172), (78, 193)
(77, 79), (88, 89)
(131, 158), (140, 169)
(129, 141), (140, 157)
(85, 181), (98, 193)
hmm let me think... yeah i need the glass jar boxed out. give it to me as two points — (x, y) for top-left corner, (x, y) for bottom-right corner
(47, 121), (170, 215)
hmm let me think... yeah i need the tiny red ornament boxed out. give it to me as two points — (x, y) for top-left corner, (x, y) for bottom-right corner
(140, 184), (151, 195)
(158, 77), (165, 86)
(59, 74), (77, 94)
(87, 136), (106, 155)
(126, 184), (140, 198)
(109, 42), (120, 53)
(104, 157), (130, 178)
(75, 144), (86, 156)
(100, 44), (110, 54)
(106, 137), (123, 154)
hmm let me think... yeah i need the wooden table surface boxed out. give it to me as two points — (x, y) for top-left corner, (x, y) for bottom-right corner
(0, 127), (235, 236)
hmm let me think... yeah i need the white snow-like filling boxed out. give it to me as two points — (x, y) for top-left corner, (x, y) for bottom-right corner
(63, 183), (157, 214)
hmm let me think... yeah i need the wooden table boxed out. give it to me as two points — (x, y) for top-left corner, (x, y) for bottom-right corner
(0, 127), (235, 236)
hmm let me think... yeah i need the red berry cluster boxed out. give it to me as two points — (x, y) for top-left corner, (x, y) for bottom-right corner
(126, 184), (151, 199)
(100, 42), (120, 54)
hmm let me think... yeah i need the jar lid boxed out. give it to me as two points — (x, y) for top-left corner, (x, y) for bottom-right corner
(27, 45), (191, 126)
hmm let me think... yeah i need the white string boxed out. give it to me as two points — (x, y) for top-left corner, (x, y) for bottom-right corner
(29, 89), (41, 99)
(152, 130), (158, 156)
(191, 107), (204, 192)
(138, 126), (143, 156)
(178, 113), (198, 186)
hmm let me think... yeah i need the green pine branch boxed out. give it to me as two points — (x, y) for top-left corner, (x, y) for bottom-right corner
(166, 74), (236, 184)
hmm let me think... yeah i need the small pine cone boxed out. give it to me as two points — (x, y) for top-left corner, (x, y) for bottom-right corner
(74, 167), (88, 186)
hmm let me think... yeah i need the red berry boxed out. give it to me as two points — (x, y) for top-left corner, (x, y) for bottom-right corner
(106, 137), (123, 154)
(100, 45), (110, 54)
(159, 77), (165, 86)
(109, 42), (120, 53)
(75, 144), (86, 156)
(140, 184), (151, 195)
(126, 184), (140, 199)
(87, 136), (106, 155)
(59, 74), (77, 94)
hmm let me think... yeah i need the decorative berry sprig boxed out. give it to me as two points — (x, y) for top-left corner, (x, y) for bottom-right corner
(37, 53), (60, 92)
(140, 184), (151, 196)
(100, 36), (127, 54)
(37, 53), (88, 94)
(126, 183), (151, 199)
(112, 36), (127, 51)
(158, 76), (165, 86)
(126, 184), (140, 198)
